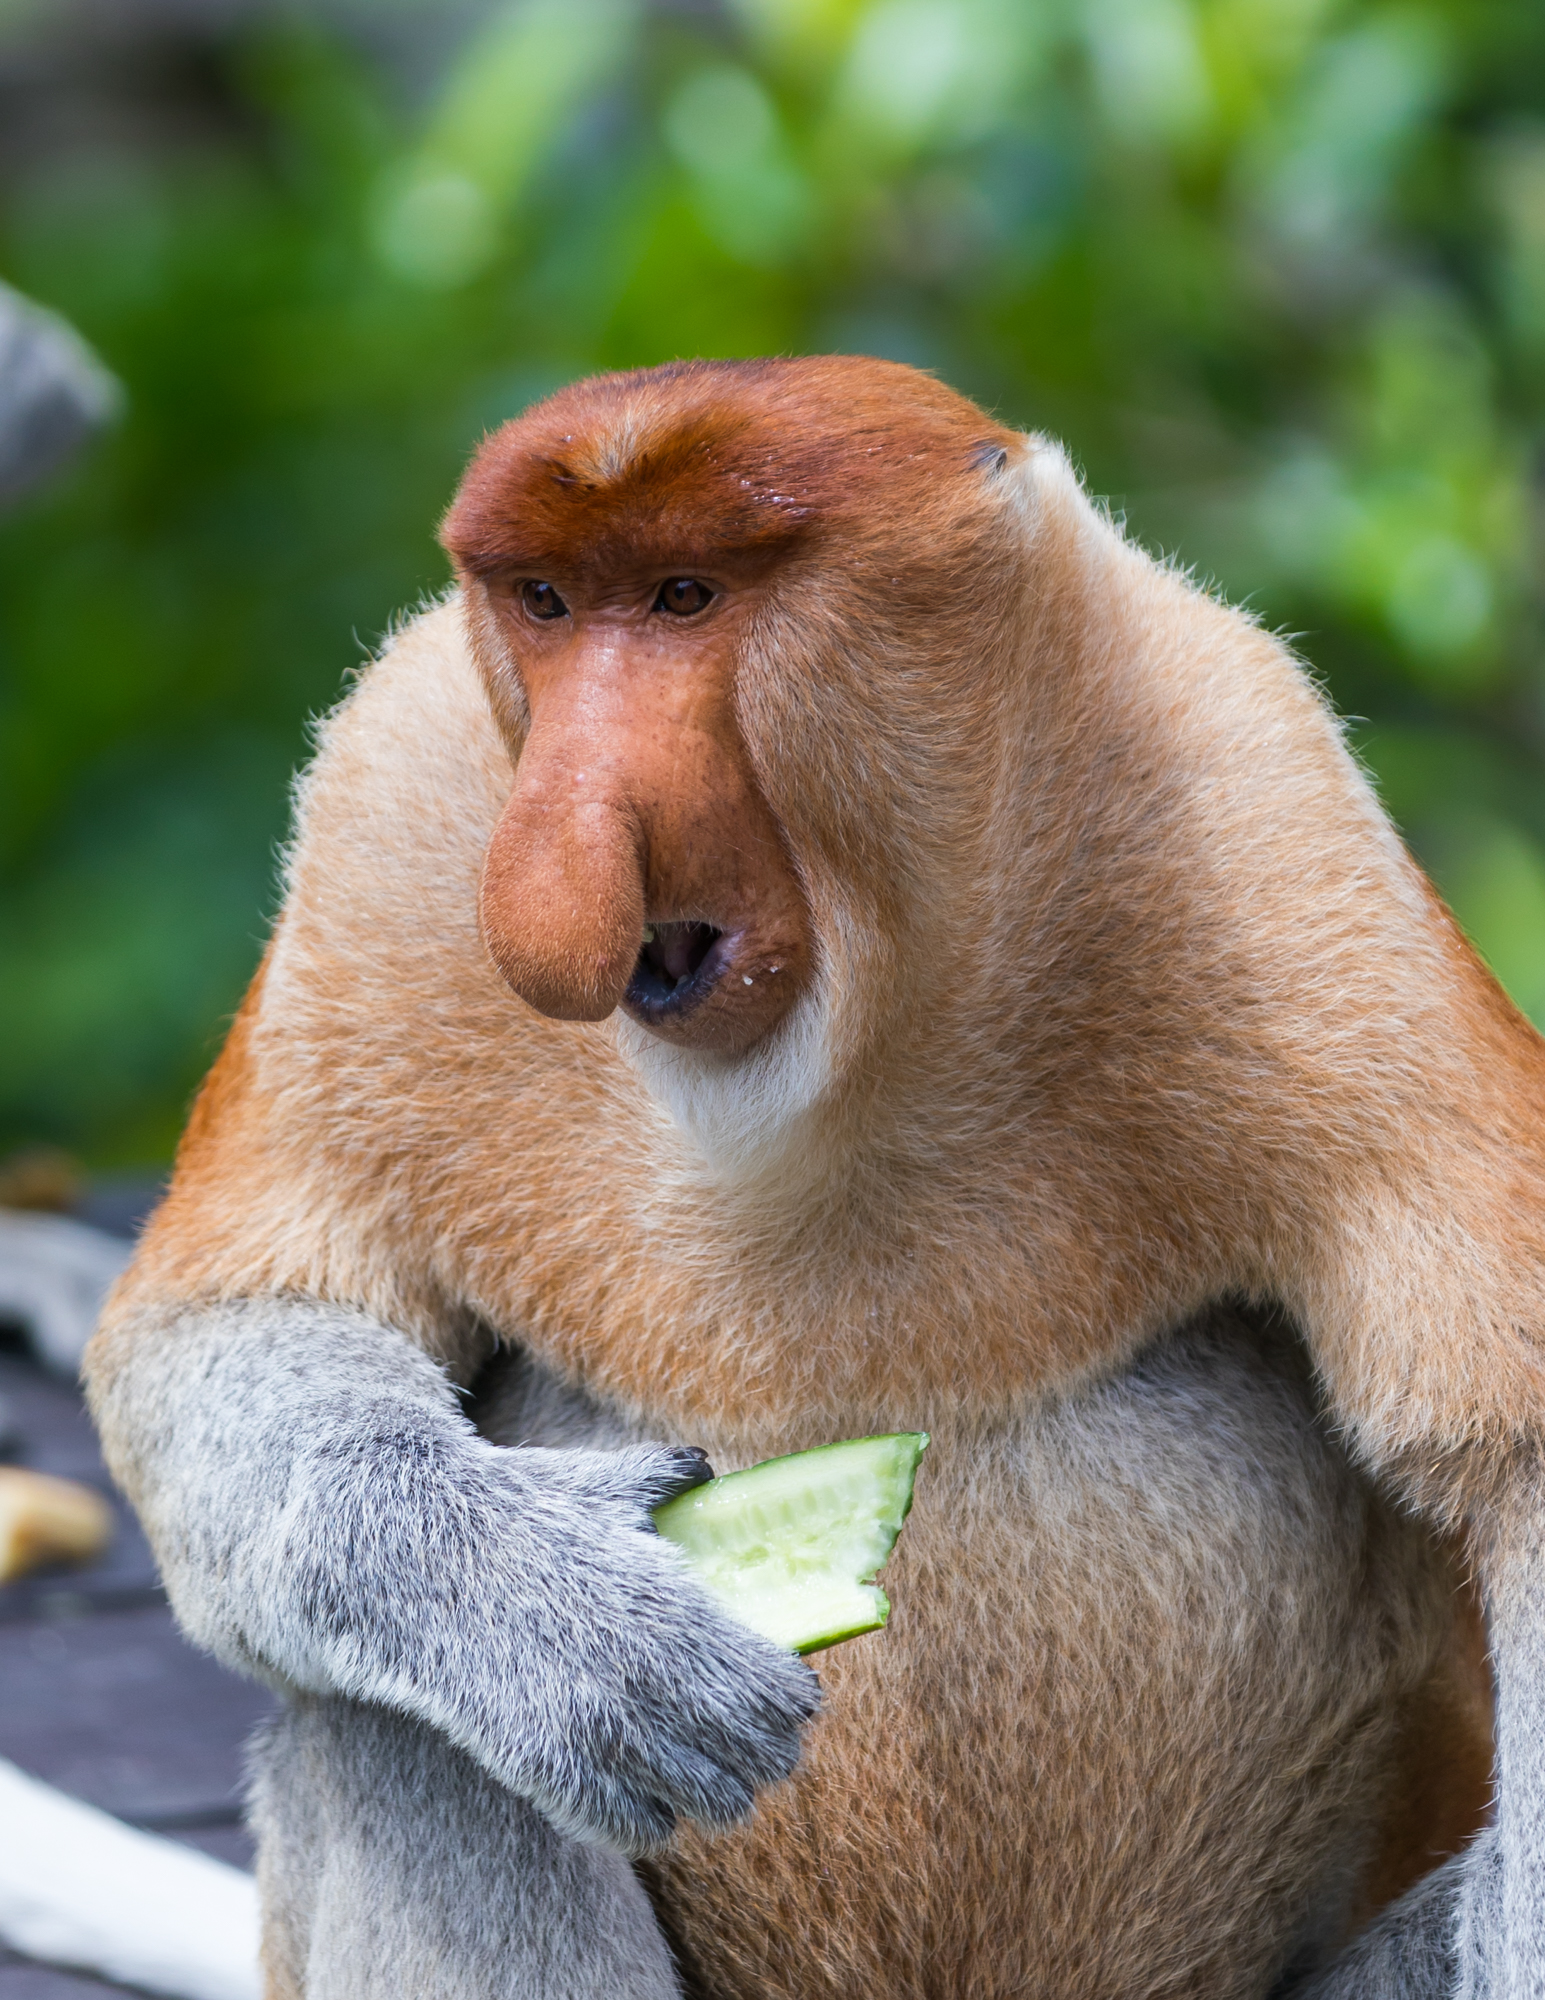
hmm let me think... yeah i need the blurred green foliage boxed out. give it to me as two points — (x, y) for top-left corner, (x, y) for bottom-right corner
(3, 0), (1545, 1165)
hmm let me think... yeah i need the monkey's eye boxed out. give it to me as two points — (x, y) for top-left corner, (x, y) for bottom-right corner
(654, 578), (714, 617)
(520, 581), (569, 620)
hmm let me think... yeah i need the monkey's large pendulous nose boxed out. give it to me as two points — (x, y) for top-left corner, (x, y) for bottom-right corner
(476, 637), (811, 1055)
(478, 759), (646, 1023)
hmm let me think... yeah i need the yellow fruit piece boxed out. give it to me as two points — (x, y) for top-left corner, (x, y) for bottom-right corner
(0, 1466), (113, 1582)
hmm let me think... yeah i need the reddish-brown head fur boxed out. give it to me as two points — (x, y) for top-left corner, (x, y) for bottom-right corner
(440, 358), (1019, 1056)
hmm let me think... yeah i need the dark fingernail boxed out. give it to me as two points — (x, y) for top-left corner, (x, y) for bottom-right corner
(675, 1446), (714, 1486)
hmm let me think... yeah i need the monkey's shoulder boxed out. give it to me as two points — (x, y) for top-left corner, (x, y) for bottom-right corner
(283, 594), (507, 967)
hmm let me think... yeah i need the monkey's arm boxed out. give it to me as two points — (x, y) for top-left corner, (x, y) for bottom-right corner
(86, 1297), (818, 1857)
(1283, 1014), (1545, 1994)
(1464, 1478), (1545, 1996)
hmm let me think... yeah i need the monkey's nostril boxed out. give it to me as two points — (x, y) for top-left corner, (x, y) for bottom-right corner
(636, 921), (721, 999)
(626, 920), (754, 1031)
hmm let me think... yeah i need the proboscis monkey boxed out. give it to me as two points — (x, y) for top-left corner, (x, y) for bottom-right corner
(87, 357), (1538, 1999)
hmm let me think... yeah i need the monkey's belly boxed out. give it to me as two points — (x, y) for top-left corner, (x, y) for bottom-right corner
(483, 1315), (1461, 2000)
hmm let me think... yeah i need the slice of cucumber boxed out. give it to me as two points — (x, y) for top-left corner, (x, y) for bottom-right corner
(653, 1432), (929, 1655)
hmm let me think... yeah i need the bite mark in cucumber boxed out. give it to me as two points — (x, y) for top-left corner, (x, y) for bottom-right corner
(653, 1432), (929, 1655)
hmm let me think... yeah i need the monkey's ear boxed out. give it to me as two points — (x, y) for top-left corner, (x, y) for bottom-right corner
(970, 440), (1010, 477)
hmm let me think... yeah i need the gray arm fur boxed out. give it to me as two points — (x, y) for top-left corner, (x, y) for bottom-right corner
(1288, 1849), (1464, 1999)
(88, 1298), (818, 1857)
(1461, 1480), (1544, 2000)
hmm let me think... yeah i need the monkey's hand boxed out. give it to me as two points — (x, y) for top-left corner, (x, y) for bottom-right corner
(413, 1437), (822, 1853)
(89, 1302), (819, 1856)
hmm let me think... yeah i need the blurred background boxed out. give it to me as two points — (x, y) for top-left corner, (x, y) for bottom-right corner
(3, 0), (1545, 1180)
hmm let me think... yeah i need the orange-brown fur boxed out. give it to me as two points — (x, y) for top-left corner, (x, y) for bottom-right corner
(89, 357), (1531, 1995)
(1358, 1565), (1493, 1923)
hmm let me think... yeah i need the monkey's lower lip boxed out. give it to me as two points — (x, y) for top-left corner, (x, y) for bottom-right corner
(626, 921), (729, 1020)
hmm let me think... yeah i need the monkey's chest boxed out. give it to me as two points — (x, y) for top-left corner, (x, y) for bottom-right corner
(481, 1320), (1448, 2000)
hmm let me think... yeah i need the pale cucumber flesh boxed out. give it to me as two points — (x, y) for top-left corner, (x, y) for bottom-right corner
(652, 1432), (929, 1655)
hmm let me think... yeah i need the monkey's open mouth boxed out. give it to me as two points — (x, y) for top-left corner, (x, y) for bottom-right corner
(627, 921), (726, 1015)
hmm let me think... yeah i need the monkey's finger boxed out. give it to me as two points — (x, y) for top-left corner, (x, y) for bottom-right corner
(670, 1708), (808, 1795)
(653, 1652), (819, 1791)
(538, 1442), (714, 1516)
(627, 1737), (758, 1829)
(538, 1765), (677, 1858)
(631, 1444), (715, 1513)
(691, 1640), (823, 1743)
(584, 1625), (815, 1817)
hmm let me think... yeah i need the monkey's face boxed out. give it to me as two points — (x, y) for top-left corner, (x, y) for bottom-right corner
(442, 358), (1020, 1062)
(466, 550), (811, 1057)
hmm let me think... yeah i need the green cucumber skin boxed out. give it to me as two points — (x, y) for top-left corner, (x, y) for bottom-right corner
(668, 1432), (929, 1509)
(653, 1432), (928, 1657)
(792, 1586), (890, 1657)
